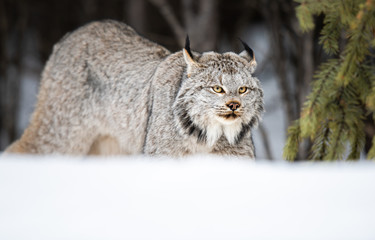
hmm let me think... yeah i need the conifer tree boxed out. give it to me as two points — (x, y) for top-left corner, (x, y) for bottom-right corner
(284, 0), (375, 160)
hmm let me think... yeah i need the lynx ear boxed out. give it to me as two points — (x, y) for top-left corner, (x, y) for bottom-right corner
(239, 39), (257, 73)
(183, 35), (199, 77)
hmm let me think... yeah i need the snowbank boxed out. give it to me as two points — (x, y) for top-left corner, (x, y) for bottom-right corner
(1, 155), (375, 239)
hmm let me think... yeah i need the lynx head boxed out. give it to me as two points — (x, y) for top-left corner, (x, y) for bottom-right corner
(173, 36), (264, 147)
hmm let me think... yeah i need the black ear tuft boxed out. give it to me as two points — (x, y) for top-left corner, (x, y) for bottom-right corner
(185, 35), (194, 59)
(239, 38), (254, 60)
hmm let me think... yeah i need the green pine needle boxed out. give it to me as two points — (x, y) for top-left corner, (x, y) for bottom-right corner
(284, 0), (375, 161)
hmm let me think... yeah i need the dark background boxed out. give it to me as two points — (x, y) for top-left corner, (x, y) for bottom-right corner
(0, 0), (326, 158)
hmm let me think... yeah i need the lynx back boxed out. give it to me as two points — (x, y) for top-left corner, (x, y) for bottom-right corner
(5, 20), (264, 158)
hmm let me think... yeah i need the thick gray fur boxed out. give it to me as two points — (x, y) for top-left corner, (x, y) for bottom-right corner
(5, 20), (264, 158)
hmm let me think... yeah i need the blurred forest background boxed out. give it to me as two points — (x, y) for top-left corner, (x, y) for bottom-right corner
(1, 0), (367, 159)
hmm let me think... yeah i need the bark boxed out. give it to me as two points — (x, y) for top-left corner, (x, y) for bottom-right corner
(182, 0), (218, 51)
(258, 125), (274, 160)
(0, 0), (8, 149)
(261, 0), (297, 129)
(0, 0), (28, 150)
(126, 0), (146, 34)
(148, 0), (218, 51)
(147, 0), (185, 47)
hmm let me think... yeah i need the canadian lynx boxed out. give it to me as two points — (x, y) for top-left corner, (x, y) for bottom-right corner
(5, 20), (264, 158)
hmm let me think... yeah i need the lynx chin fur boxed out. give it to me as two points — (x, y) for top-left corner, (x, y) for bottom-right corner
(5, 20), (264, 158)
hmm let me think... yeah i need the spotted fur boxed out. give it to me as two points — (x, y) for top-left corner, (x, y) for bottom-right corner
(5, 20), (264, 158)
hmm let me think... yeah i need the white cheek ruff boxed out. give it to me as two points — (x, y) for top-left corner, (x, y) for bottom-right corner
(209, 116), (243, 145)
(223, 121), (243, 145)
(206, 122), (222, 147)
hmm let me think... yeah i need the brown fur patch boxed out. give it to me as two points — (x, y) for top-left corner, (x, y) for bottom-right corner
(88, 135), (121, 155)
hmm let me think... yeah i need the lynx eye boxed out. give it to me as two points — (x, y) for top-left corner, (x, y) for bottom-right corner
(239, 87), (248, 94)
(212, 86), (225, 93)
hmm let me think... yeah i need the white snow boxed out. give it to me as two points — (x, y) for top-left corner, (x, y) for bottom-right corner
(1, 154), (375, 240)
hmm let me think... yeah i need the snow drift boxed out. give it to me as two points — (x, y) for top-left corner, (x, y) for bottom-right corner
(0, 154), (374, 239)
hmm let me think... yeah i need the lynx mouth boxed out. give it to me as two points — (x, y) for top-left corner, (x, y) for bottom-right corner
(218, 112), (240, 120)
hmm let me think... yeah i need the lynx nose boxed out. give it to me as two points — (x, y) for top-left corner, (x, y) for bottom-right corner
(227, 101), (241, 111)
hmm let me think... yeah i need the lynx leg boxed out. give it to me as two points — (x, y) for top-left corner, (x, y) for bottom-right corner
(88, 135), (121, 155)
(4, 140), (27, 154)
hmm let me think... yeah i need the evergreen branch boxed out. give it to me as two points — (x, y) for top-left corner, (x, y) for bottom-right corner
(283, 120), (301, 161)
(325, 87), (347, 160)
(288, 0), (375, 161)
(325, 84), (363, 160)
(299, 59), (340, 138)
(346, 90), (365, 160)
(368, 135), (375, 159)
(319, 13), (340, 55)
(295, 0), (335, 31)
(337, 0), (375, 85)
(347, 121), (365, 160)
(338, 0), (359, 26)
(365, 68), (375, 111)
(307, 59), (340, 114)
(309, 121), (330, 160)
(296, 3), (315, 31)
(325, 118), (346, 160)
(354, 63), (373, 104)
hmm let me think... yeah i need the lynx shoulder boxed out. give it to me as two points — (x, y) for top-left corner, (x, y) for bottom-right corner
(5, 20), (264, 158)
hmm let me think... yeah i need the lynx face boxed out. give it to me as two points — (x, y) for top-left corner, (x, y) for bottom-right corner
(174, 47), (264, 147)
